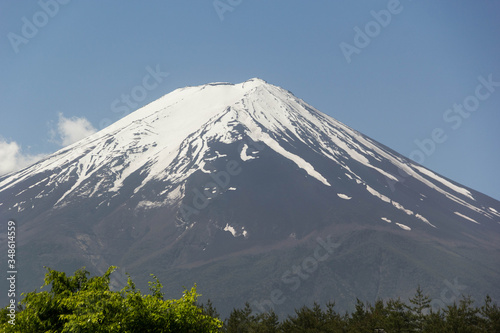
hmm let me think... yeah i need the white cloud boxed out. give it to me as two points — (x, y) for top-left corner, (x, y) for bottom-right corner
(55, 113), (97, 146)
(0, 114), (97, 176)
(0, 138), (45, 176)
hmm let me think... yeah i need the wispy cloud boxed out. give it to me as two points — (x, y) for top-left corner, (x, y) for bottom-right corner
(0, 113), (97, 176)
(0, 138), (45, 176)
(51, 113), (97, 146)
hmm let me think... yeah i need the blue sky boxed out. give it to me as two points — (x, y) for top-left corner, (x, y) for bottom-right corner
(1, 1), (499, 200)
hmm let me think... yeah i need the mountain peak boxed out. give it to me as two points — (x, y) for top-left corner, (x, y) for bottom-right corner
(198, 77), (268, 89)
(1, 78), (498, 221)
(244, 77), (267, 84)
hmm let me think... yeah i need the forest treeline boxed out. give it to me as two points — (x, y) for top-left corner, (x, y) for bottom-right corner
(1, 266), (499, 332)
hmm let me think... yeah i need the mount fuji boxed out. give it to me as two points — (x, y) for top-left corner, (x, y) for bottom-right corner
(1, 78), (499, 316)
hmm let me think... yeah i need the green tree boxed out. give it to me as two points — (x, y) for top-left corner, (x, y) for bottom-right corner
(281, 302), (328, 332)
(480, 295), (500, 332)
(443, 296), (482, 333)
(224, 302), (280, 333)
(200, 299), (221, 322)
(421, 309), (445, 333)
(348, 298), (371, 332)
(324, 302), (347, 332)
(406, 285), (431, 332)
(385, 298), (411, 332)
(253, 310), (280, 333)
(225, 302), (254, 333)
(1, 266), (222, 332)
(368, 299), (389, 331)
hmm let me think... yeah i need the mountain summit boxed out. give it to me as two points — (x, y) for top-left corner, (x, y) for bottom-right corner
(1, 78), (499, 316)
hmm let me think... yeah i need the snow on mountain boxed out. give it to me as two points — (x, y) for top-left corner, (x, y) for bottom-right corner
(0, 78), (497, 228)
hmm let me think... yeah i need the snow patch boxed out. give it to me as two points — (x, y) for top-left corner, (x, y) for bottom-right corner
(224, 223), (237, 237)
(242, 119), (331, 186)
(488, 207), (500, 217)
(396, 223), (411, 231)
(415, 213), (436, 228)
(199, 161), (212, 174)
(454, 212), (479, 224)
(205, 151), (227, 161)
(166, 184), (184, 202)
(15, 188), (28, 196)
(414, 166), (474, 200)
(366, 185), (390, 203)
(366, 185), (426, 223)
(392, 201), (413, 215)
(240, 144), (258, 161)
(137, 200), (164, 209)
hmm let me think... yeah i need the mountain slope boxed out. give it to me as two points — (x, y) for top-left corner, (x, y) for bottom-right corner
(1, 78), (499, 317)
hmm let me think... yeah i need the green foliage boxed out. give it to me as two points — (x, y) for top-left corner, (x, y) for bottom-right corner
(442, 296), (484, 333)
(1, 266), (222, 332)
(224, 288), (499, 333)
(281, 302), (346, 332)
(385, 298), (412, 332)
(2, 269), (499, 332)
(406, 284), (431, 331)
(224, 302), (281, 333)
(481, 295), (500, 332)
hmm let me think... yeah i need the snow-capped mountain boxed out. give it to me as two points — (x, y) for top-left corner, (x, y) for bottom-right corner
(1, 78), (499, 316)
